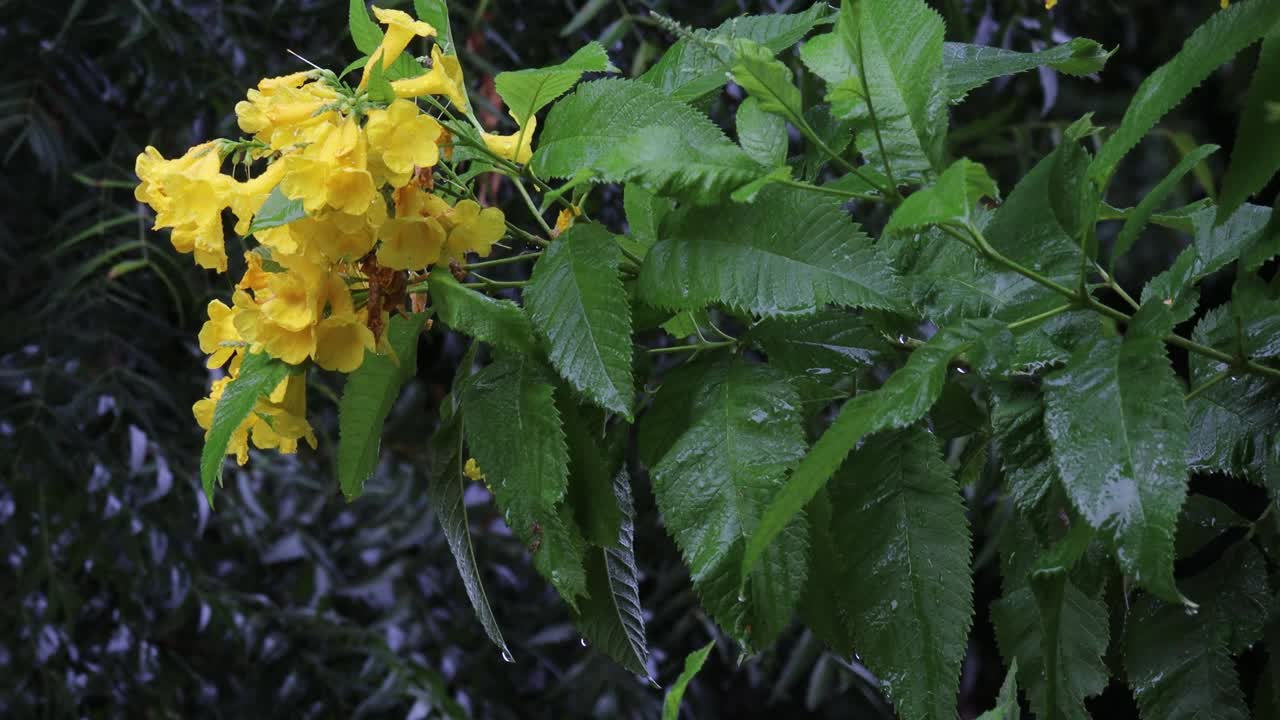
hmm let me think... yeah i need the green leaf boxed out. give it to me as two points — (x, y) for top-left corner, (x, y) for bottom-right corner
(992, 580), (1109, 720)
(663, 640), (715, 720)
(427, 396), (511, 657)
(976, 660), (1021, 720)
(1090, 0), (1280, 187)
(943, 38), (1112, 103)
(637, 186), (907, 317)
(729, 39), (804, 124)
(349, 0), (381, 54)
(1113, 144), (1220, 264)
(743, 319), (1004, 584)
(623, 185), (671, 253)
(525, 223), (634, 418)
(429, 273), (535, 353)
(642, 360), (809, 648)
(832, 0), (948, 181)
(461, 353), (586, 607)
(572, 469), (653, 679)
(991, 382), (1059, 514)
(1223, 29), (1280, 222)
(413, 0), (454, 53)
(827, 427), (972, 720)
(885, 158), (998, 233)
(532, 78), (735, 180)
(1186, 304), (1280, 481)
(366, 55), (396, 105)
(1042, 334), (1190, 603)
(736, 96), (788, 167)
(199, 352), (291, 507)
(1124, 543), (1269, 720)
(560, 394), (624, 547)
(640, 5), (829, 102)
(1191, 202), (1272, 278)
(336, 312), (427, 500)
(797, 490), (856, 653)
(748, 311), (885, 378)
(591, 125), (770, 205)
(248, 185), (307, 234)
(495, 42), (616, 127)
(560, 0), (610, 38)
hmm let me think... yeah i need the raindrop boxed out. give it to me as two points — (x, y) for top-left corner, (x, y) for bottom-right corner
(955, 367), (967, 374)
(579, 638), (589, 648)
(500, 649), (515, 664)
(736, 593), (746, 603)
(890, 600), (898, 611)
(1183, 603), (1200, 617)
(896, 334), (907, 344)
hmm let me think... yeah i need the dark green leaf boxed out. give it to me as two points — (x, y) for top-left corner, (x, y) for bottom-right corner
(736, 96), (788, 167)
(623, 184), (671, 253)
(200, 352), (291, 507)
(573, 469), (652, 678)
(743, 319), (1004, 584)
(1113, 144), (1219, 264)
(643, 360), (809, 648)
(976, 660), (1021, 720)
(461, 353), (586, 606)
(943, 38), (1112, 103)
(560, 394), (624, 547)
(1219, 29), (1280, 222)
(637, 186), (907, 317)
(248, 185), (307, 234)
(590, 125), (769, 205)
(337, 313), (427, 500)
(748, 310), (885, 378)
(349, 0), (381, 54)
(366, 54), (396, 104)
(526, 223), (634, 417)
(413, 0), (454, 53)
(1090, 0), (1280, 186)
(797, 490), (855, 653)
(827, 427), (972, 720)
(427, 397), (511, 656)
(429, 273), (535, 353)
(1043, 335), (1190, 603)
(991, 382), (1059, 514)
(884, 158), (998, 233)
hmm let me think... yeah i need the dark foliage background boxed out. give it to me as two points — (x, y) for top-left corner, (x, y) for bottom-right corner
(0, 0), (1267, 717)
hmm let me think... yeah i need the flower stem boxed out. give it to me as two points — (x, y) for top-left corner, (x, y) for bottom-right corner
(647, 340), (736, 355)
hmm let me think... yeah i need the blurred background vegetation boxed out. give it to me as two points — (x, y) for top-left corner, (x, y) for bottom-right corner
(0, 0), (1269, 717)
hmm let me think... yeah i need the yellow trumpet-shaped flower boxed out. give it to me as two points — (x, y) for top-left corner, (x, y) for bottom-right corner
(252, 373), (318, 454)
(281, 118), (377, 216)
(193, 377), (253, 465)
(378, 214), (447, 269)
(359, 6), (436, 89)
(481, 114), (537, 164)
(365, 99), (443, 185)
(391, 45), (468, 108)
(229, 159), (289, 236)
(198, 299), (244, 369)
(445, 199), (506, 259)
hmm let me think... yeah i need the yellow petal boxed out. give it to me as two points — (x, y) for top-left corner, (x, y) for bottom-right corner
(481, 115), (537, 164)
(314, 314), (376, 372)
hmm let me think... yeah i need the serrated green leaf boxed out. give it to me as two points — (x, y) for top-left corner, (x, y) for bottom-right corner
(640, 5), (829, 102)
(642, 359), (809, 648)
(366, 55), (396, 104)
(336, 312), (427, 500)
(623, 184), (670, 253)
(992, 580), (1108, 720)
(1191, 202), (1272, 278)
(831, 0), (948, 182)
(1113, 144), (1219, 264)
(827, 427), (972, 720)
(1090, 0), (1280, 187)
(573, 469), (652, 679)
(413, 0), (454, 53)
(991, 382), (1059, 514)
(748, 310), (885, 379)
(1124, 543), (1269, 720)
(427, 396), (511, 656)
(592, 125), (770, 205)
(729, 39), (804, 122)
(429, 273), (535, 353)
(248, 185), (307, 234)
(495, 42), (616, 126)
(637, 186), (907, 317)
(525, 223), (634, 417)
(1186, 304), (1280, 481)
(663, 640), (715, 720)
(743, 319), (1005, 584)
(885, 158), (998, 234)
(349, 0), (381, 54)
(942, 38), (1112, 103)
(797, 489), (855, 654)
(736, 96), (788, 167)
(199, 352), (291, 507)
(461, 353), (586, 606)
(532, 78), (734, 180)
(1043, 334), (1190, 603)
(560, 393), (624, 547)
(1225, 29), (1280, 222)
(976, 660), (1021, 720)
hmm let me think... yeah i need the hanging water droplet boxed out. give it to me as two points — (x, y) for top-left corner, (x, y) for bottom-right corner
(501, 649), (515, 663)
(1183, 603), (1200, 617)
(579, 638), (589, 648)
(896, 334), (907, 344)
(736, 593), (746, 603)
(955, 367), (967, 374)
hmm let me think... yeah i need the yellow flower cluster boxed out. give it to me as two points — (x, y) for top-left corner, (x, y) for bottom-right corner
(133, 7), (510, 466)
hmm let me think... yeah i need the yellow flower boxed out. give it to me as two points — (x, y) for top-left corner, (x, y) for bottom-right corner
(252, 373), (318, 454)
(360, 6), (436, 89)
(297, 210), (382, 263)
(281, 118), (377, 216)
(230, 159), (289, 235)
(193, 377), (253, 466)
(1044, 0), (1057, 8)
(315, 313), (376, 372)
(463, 458), (485, 481)
(198, 299), (243, 369)
(238, 252), (272, 294)
(481, 114), (537, 164)
(378, 215), (446, 269)
(552, 205), (581, 238)
(445, 199), (506, 259)
(391, 45), (468, 108)
(257, 71), (314, 95)
(365, 99), (443, 184)
(134, 142), (238, 271)
(235, 83), (336, 150)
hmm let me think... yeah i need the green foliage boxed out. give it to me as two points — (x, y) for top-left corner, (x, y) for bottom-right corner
(199, 352), (291, 506)
(1219, 29), (1280, 221)
(663, 640), (716, 720)
(943, 39), (1113, 102)
(495, 42), (617, 126)
(247, 185), (307, 233)
(429, 272), (535, 352)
